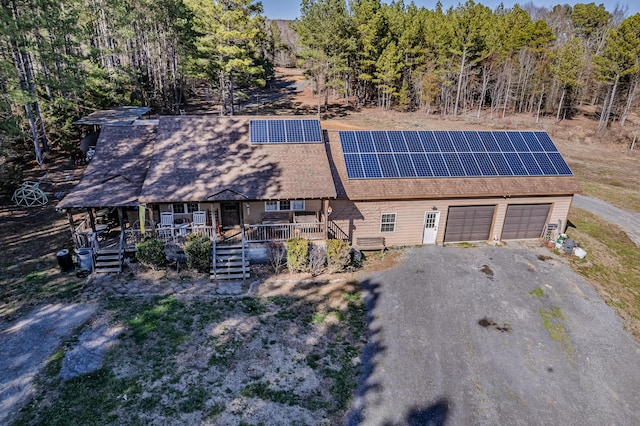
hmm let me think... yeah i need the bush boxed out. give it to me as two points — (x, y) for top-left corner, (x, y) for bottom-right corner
(183, 233), (211, 272)
(309, 244), (327, 276)
(266, 241), (287, 274)
(286, 237), (309, 273)
(326, 239), (351, 273)
(136, 237), (166, 269)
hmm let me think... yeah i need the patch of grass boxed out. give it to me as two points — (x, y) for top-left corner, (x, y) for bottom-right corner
(311, 312), (326, 324)
(539, 307), (573, 356)
(568, 208), (640, 338)
(529, 288), (545, 297)
(127, 296), (188, 346)
(241, 381), (301, 406)
(343, 291), (361, 303)
(16, 368), (141, 426)
(455, 242), (477, 248)
(178, 385), (209, 413)
(239, 297), (267, 316)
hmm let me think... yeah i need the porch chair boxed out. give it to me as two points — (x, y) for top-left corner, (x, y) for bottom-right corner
(160, 212), (174, 227)
(192, 211), (207, 231)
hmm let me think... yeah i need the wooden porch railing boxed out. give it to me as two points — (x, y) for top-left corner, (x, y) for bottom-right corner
(244, 222), (326, 242)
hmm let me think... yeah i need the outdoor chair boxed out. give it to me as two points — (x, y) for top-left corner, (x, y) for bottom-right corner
(160, 212), (174, 227)
(192, 211), (207, 231)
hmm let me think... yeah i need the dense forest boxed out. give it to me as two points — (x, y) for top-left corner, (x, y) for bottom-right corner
(1, 0), (639, 196)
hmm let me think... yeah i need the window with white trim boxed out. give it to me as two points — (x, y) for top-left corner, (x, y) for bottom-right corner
(380, 213), (396, 232)
(264, 200), (305, 211)
(172, 203), (199, 214)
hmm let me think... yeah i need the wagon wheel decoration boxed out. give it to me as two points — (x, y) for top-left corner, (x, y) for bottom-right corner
(11, 181), (48, 207)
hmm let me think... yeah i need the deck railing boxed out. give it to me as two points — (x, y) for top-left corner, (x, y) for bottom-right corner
(244, 222), (326, 242)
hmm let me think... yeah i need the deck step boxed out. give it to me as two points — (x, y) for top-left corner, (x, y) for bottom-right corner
(96, 254), (120, 261)
(96, 260), (121, 267)
(210, 272), (251, 280)
(211, 266), (250, 274)
(95, 267), (122, 273)
(213, 260), (249, 268)
(98, 248), (120, 255)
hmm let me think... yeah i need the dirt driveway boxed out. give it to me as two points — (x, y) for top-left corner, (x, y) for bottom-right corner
(348, 243), (640, 425)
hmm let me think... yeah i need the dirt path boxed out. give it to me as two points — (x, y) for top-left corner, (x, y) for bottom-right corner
(572, 194), (640, 246)
(0, 303), (97, 425)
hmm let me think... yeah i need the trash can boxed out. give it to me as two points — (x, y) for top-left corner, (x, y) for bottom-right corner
(56, 249), (74, 272)
(77, 248), (93, 271)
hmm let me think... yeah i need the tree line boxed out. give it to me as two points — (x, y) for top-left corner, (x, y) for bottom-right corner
(295, 0), (639, 132)
(1, 0), (639, 195)
(0, 0), (274, 194)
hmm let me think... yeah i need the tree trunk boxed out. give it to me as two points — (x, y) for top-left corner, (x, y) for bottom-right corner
(620, 76), (638, 126)
(454, 48), (466, 116)
(598, 74), (619, 132)
(556, 88), (566, 121)
(536, 84), (545, 124)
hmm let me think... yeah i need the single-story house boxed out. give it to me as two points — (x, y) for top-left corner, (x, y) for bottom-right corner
(58, 114), (580, 277)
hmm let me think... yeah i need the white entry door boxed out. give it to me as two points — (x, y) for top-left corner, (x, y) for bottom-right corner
(422, 211), (440, 244)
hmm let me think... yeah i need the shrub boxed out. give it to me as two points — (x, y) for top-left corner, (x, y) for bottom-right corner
(183, 233), (211, 272)
(286, 237), (309, 273)
(266, 241), (287, 274)
(136, 237), (166, 269)
(326, 239), (351, 273)
(309, 244), (327, 276)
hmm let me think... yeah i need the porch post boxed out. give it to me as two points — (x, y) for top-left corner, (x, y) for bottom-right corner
(66, 210), (76, 243)
(87, 207), (97, 233)
(147, 203), (156, 231)
(323, 198), (329, 239)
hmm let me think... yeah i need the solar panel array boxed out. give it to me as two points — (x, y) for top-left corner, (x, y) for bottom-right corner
(250, 119), (323, 144)
(339, 130), (573, 179)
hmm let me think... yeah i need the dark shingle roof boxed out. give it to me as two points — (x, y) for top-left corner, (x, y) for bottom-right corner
(57, 124), (156, 208)
(73, 106), (151, 125)
(138, 116), (337, 203)
(325, 130), (582, 200)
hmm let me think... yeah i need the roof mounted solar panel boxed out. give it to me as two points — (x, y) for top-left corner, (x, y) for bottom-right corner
(450, 131), (472, 152)
(344, 153), (364, 178)
(507, 132), (529, 152)
(547, 152), (573, 175)
(434, 131), (455, 152)
(521, 132), (544, 151)
(388, 131), (409, 152)
(250, 119), (323, 144)
(404, 131), (424, 152)
(338, 130), (573, 179)
(356, 131), (375, 152)
(534, 132), (559, 151)
(419, 131), (439, 152)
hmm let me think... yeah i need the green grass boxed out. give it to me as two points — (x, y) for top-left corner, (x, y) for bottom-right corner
(14, 284), (368, 425)
(529, 288), (545, 298)
(539, 307), (573, 356)
(568, 208), (640, 337)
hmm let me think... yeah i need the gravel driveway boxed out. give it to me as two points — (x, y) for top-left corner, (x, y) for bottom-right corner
(573, 194), (640, 246)
(349, 244), (640, 425)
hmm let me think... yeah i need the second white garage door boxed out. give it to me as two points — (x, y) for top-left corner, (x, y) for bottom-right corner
(501, 204), (551, 240)
(444, 206), (495, 243)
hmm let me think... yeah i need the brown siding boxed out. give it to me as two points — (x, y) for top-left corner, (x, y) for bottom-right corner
(329, 195), (574, 246)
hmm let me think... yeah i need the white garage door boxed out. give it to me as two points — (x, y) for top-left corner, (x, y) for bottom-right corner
(501, 204), (551, 240)
(444, 206), (495, 243)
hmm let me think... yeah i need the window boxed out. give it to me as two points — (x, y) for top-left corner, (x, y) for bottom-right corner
(265, 201), (278, 211)
(380, 213), (396, 232)
(172, 203), (199, 214)
(264, 200), (305, 211)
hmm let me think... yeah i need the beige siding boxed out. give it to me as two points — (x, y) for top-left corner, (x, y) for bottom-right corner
(329, 195), (573, 246)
